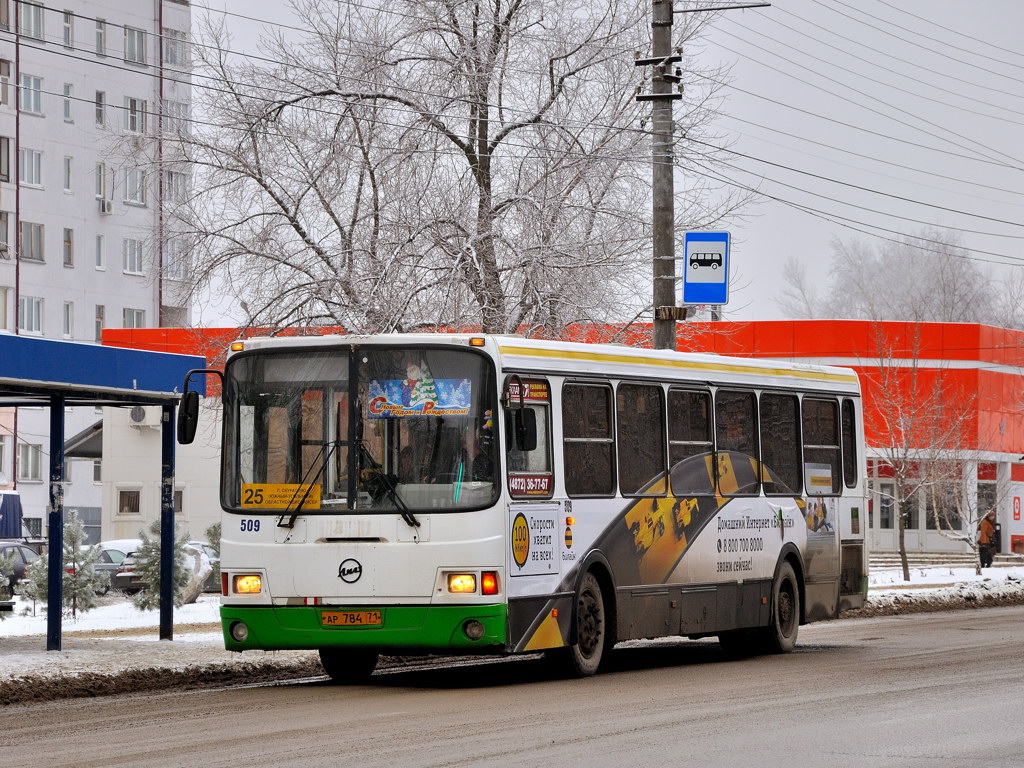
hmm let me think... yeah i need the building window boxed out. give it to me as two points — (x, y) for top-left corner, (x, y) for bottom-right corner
(0, 0), (9, 31)
(125, 168), (146, 205)
(0, 211), (9, 253)
(94, 304), (104, 342)
(19, 74), (42, 114)
(161, 99), (189, 135)
(62, 300), (73, 338)
(123, 238), (144, 274)
(0, 59), (10, 105)
(95, 19), (106, 56)
(93, 459), (101, 483)
(162, 28), (188, 67)
(163, 169), (187, 203)
(19, 221), (44, 261)
(18, 148), (42, 186)
(124, 27), (146, 65)
(61, 82), (74, 121)
(17, 443), (43, 482)
(94, 162), (107, 198)
(18, 295), (42, 333)
(124, 97), (147, 134)
(63, 156), (73, 192)
(62, 227), (73, 266)
(62, 10), (73, 48)
(0, 136), (9, 182)
(95, 234), (105, 269)
(18, 1), (43, 40)
(118, 489), (141, 515)
(95, 91), (105, 126)
(123, 308), (145, 328)
(0, 285), (9, 330)
(164, 238), (186, 280)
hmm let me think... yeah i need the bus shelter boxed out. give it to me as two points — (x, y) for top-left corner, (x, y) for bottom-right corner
(0, 334), (205, 650)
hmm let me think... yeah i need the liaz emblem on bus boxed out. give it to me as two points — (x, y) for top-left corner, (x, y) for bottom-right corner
(241, 483), (322, 508)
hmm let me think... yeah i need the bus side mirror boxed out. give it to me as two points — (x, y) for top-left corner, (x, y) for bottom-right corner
(177, 390), (200, 445)
(514, 409), (537, 452)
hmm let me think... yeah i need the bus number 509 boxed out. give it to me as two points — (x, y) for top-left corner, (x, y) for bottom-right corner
(240, 519), (261, 533)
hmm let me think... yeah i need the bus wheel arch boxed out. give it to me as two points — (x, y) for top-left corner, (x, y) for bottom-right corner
(550, 559), (616, 677)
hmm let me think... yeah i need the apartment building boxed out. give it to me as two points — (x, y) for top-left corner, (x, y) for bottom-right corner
(0, 0), (192, 539)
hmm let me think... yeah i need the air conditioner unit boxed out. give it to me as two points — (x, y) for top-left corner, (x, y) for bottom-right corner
(99, 199), (113, 215)
(128, 405), (163, 428)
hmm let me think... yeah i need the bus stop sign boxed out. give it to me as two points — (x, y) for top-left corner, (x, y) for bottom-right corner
(682, 231), (730, 306)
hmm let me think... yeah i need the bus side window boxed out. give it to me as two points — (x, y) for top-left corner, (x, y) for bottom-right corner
(759, 393), (802, 495)
(562, 382), (615, 497)
(505, 405), (550, 473)
(714, 389), (759, 496)
(841, 398), (858, 488)
(616, 383), (665, 497)
(668, 388), (714, 496)
(504, 377), (553, 497)
(803, 398), (841, 495)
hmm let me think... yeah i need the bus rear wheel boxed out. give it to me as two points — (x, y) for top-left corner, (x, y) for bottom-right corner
(753, 560), (800, 654)
(318, 648), (379, 684)
(548, 571), (608, 677)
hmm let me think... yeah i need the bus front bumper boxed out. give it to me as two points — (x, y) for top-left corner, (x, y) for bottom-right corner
(220, 603), (508, 654)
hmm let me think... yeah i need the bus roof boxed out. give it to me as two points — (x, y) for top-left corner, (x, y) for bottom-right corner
(228, 333), (861, 393)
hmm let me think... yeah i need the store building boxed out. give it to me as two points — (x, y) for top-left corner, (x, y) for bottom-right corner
(103, 320), (1024, 557)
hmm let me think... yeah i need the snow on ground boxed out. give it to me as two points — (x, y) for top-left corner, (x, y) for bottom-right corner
(0, 592), (221, 637)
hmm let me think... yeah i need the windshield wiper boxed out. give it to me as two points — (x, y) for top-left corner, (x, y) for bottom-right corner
(277, 439), (342, 529)
(358, 441), (420, 530)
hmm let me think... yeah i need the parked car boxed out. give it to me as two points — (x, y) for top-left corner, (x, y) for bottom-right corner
(69, 539), (141, 595)
(0, 541), (41, 595)
(113, 540), (219, 594)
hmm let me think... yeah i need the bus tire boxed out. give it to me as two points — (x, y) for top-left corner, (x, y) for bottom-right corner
(318, 648), (379, 684)
(754, 560), (800, 654)
(549, 571), (608, 677)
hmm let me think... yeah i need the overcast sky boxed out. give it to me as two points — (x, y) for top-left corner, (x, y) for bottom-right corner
(195, 1), (1024, 325)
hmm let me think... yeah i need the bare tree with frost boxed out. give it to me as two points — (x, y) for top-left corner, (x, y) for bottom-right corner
(172, 0), (740, 334)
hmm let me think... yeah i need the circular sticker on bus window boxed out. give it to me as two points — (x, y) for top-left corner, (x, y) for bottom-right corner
(511, 513), (530, 569)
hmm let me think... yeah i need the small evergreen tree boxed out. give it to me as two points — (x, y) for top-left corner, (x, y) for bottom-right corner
(16, 510), (110, 618)
(131, 519), (191, 611)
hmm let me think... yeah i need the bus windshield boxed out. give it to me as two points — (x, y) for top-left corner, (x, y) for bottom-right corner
(222, 345), (499, 515)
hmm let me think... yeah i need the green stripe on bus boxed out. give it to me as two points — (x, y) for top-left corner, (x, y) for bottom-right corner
(220, 604), (508, 653)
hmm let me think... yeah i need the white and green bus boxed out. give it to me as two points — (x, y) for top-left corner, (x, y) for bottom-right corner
(178, 333), (868, 681)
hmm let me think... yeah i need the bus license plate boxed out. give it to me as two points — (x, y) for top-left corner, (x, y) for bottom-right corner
(321, 610), (383, 627)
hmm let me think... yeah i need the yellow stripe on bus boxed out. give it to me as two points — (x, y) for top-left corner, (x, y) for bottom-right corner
(497, 344), (859, 384)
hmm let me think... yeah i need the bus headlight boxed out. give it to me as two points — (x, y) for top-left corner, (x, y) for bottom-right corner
(233, 574), (262, 594)
(447, 573), (476, 593)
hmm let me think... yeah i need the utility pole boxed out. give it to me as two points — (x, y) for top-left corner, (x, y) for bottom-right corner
(636, 2), (771, 350)
(636, 0), (683, 350)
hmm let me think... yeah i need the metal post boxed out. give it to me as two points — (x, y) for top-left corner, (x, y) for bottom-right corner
(45, 394), (65, 651)
(159, 404), (175, 640)
(651, 0), (677, 351)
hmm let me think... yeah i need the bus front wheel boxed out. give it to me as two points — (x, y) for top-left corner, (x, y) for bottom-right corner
(318, 648), (379, 684)
(548, 571), (608, 677)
